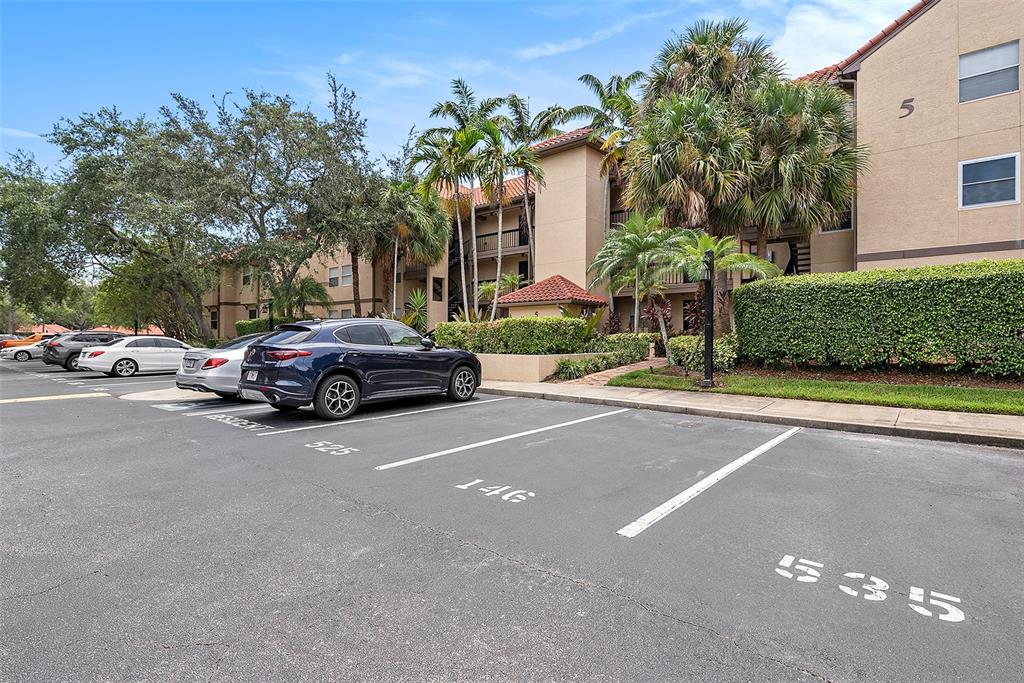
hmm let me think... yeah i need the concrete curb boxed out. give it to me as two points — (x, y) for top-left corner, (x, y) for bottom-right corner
(481, 386), (1024, 451)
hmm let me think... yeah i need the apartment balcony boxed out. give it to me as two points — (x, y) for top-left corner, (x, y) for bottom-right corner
(618, 270), (698, 295)
(610, 208), (632, 226)
(473, 228), (530, 260)
(403, 264), (427, 281)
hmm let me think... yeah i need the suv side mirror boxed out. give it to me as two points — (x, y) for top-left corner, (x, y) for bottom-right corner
(420, 337), (435, 350)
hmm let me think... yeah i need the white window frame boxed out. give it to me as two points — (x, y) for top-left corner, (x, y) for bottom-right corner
(958, 152), (1020, 210)
(242, 269), (252, 286)
(958, 41), (1020, 104)
(341, 264), (353, 287)
(328, 266), (340, 288)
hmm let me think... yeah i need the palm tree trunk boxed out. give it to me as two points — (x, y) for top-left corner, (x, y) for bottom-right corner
(350, 248), (362, 317)
(633, 270), (640, 332)
(455, 196), (469, 321)
(603, 175), (615, 315)
(469, 182), (480, 316)
(491, 196), (503, 322)
(392, 237), (399, 313)
(654, 296), (672, 365)
(381, 251), (395, 316)
(756, 225), (768, 264)
(523, 170), (535, 281)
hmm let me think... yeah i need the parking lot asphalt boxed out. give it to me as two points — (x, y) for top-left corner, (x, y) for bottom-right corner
(2, 359), (1023, 682)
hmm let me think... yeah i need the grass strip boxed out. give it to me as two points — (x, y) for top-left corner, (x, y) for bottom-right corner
(608, 370), (1024, 416)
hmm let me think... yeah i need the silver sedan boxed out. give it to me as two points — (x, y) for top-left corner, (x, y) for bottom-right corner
(0, 339), (52, 362)
(175, 333), (266, 398)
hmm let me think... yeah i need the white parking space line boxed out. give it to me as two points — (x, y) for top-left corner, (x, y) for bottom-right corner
(616, 426), (802, 538)
(74, 378), (177, 387)
(256, 397), (515, 437)
(375, 408), (630, 471)
(0, 392), (111, 404)
(185, 404), (271, 417)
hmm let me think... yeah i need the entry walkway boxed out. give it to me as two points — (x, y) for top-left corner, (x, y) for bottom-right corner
(480, 380), (1024, 450)
(562, 357), (669, 386)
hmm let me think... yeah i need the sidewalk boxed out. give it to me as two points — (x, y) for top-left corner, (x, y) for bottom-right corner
(480, 380), (1024, 450)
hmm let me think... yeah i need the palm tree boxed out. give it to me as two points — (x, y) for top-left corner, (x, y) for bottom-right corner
(477, 280), (498, 320)
(270, 276), (333, 318)
(494, 95), (568, 279)
(729, 79), (868, 259)
(427, 79), (504, 316)
(498, 272), (528, 296)
(378, 180), (449, 314)
(643, 18), (783, 107)
(411, 128), (482, 321)
(476, 120), (543, 321)
(570, 71), (645, 313)
(588, 211), (675, 332)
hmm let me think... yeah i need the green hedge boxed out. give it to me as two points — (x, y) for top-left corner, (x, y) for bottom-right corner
(234, 316), (300, 336)
(668, 334), (739, 372)
(556, 350), (648, 380)
(434, 317), (591, 355)
(733, 259), (1024, 376)
(587, 332), (658, 357)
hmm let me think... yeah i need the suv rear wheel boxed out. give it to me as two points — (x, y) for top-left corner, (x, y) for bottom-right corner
(313, 375), (360, 420)
(64, 355), (80, 371)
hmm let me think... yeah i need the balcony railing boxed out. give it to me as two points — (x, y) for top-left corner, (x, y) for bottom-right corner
(610, 208), (632, 227)
(475, 228), (529, 256)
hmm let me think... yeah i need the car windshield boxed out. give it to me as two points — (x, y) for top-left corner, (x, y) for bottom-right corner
(260, 326), (313, 346)
(214, 333), (264, 350)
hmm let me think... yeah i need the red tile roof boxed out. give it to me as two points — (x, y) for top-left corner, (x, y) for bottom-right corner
(497, 274), (607, 307)
(531, 127), (594, 153)
(797, 0), (937, 82)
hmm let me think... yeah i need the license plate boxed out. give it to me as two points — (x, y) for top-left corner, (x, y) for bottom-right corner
(184, 359), (196, 369)
(239, 388), (270, 402)
(246, 370), (258, 381)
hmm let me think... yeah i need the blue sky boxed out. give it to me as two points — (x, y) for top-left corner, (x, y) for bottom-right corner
(2, 0), (911, 170)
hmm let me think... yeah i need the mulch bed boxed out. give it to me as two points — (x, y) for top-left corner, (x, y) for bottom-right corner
(655, 362), (1024, 390)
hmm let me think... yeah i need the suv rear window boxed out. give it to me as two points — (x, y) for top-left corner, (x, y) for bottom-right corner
(261, 326), (314, 346)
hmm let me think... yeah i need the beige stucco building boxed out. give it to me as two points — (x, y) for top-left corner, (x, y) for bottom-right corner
(204, 0), (1022, 338)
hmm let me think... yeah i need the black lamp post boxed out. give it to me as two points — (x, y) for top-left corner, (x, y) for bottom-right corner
(699, 249), (715, 388)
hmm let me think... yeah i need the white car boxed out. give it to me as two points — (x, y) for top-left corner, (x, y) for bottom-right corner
(175, 332), (265, 398)
(0, 338), (51, 362)
(78, 336), (194, 377)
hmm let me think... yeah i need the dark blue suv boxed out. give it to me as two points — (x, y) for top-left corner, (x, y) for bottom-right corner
(237, 319), (481, 420)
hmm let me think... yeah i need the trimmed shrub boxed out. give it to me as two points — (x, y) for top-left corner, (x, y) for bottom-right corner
(234, 316), (299, 336)
(593, 332), (659, 357)
(555, 350), (645, 380)
(733, 259), (1024, 376)
(668, 334), (739, 372)
(433, 317), (590, 355)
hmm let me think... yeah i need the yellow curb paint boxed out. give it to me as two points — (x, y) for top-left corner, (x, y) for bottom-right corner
(0, 393), (110, 404)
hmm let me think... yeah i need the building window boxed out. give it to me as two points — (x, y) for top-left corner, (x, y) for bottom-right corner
(959, 153), (1020, 209)
(210, 309), (219, 331)
(242, 269), (252, 286)
(248, 308), (258, 320)
(340, 309), (353, 319)
(432, 276), (444, 302)
(328, 267), (339, 288)
(959, 41), (1019, 103)
(341, 265), (353, 286)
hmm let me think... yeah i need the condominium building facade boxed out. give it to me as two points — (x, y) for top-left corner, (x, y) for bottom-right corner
(203, 0), (1022, 337)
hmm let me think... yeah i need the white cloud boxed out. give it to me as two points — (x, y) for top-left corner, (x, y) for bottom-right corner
(0, 127), (39, 139)
(771, 0), (912, 77)
(515, 8), (676, 60)
(334, 51), (361, 65)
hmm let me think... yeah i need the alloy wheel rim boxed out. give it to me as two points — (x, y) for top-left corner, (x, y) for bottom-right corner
(115, 360), (134, 376)
(16, 352), (28, 361)
(70, 357), (79, 369)
(454, 369), (475, 399)
(324, 380), (356, 415)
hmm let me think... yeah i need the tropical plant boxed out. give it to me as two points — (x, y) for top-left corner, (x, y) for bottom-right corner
(476, 119), (542, 320)
(378, 179), (449, 314)
(494, 95), (569, 278)
(643, 18), (783, 107)
(427, 79), (504, 315)
(477, 281), (498, 320)
(270, 275), (333, 318)
(498, 272), (528, 295)
(729, 79), (868, 258)
(588, 211), (675, 332)
(402, 288), (429, 333)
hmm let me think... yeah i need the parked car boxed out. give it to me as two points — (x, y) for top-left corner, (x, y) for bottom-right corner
(237, 319), (481, 420)
(175, 332), (267, 398)
(78, 336), (194, 376)
(2, 332), (56, 349)
(0, 337), (55, 362)
(42, 331), (127, 371)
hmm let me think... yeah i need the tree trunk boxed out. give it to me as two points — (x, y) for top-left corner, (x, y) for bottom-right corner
(491, 196), (503, 322)
(654, 296), (672, 365)
(381, 249), (395, 317)
(756, 225), (768, 264)
(455, 196), (469, 321)
(603, 175), (614, 315)
(469, 182), (480, 316)
(714, 269), (731, 336)
(392, 237), (400, 313)
(523, 170), (535, 281)
(350, 247), (362, 317)
(633, 270), (640, 332)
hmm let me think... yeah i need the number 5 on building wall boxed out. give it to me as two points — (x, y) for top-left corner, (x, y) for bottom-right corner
(775, 555), (824, 582)
(909, 587), (965, 623)
(899, 97), (915, 118)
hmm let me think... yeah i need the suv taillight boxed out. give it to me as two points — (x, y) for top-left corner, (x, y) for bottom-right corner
(201, 357), (229, 369)
(48, 340), (60, 347)
(266, 349), (312, 361)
